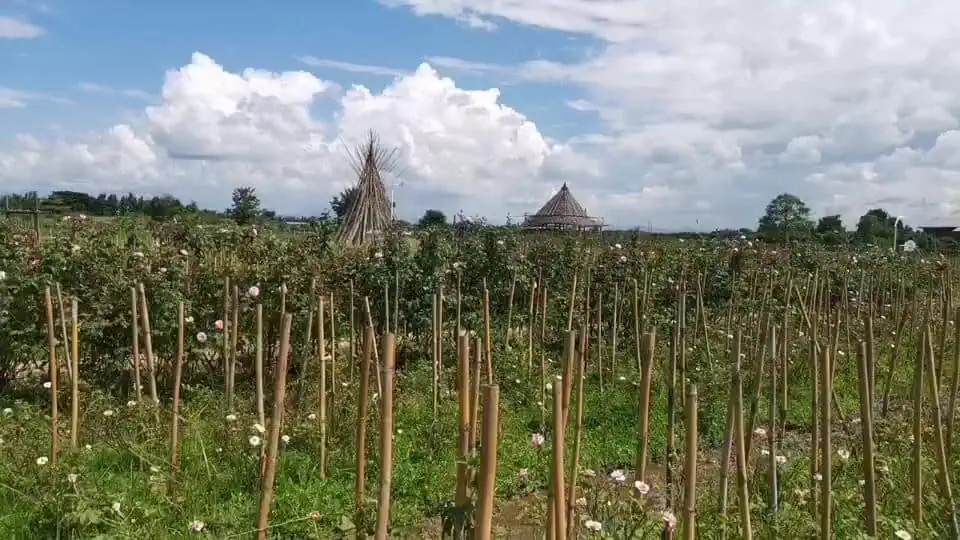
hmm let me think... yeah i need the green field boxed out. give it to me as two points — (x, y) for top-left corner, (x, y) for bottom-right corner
(0, 217), (951, 539)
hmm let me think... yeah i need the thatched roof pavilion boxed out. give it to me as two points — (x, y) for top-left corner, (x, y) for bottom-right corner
(522, 183), (603, 231)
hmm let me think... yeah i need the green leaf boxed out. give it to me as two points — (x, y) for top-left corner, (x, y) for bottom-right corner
(336, 514), (355, 532)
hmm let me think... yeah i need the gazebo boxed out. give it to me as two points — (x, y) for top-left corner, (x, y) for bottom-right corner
(522, 183), (603, 231)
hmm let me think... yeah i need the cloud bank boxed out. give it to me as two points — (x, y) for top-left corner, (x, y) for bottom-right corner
(8, 0), (960, 229)
(1, 53), (588, 223)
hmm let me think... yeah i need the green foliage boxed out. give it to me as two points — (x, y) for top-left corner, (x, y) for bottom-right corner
(0, 216), (954, 539)
(854, 208), (904, 246)
(815, 214), (847, 245)
(330, 186), (358, 219)
(757, 193), (814, 243)
(418, 209), (447, 228)
(227, 186), (262, 226)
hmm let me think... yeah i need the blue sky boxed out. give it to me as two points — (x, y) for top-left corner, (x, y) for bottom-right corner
(4, 0), (960, 230)
(2, 1), (600, 139)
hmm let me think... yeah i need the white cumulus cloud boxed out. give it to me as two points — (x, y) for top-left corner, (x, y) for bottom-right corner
(382, 0), (960, 228)
(0, 15), (44, 39)
(0, 52), (591, 221)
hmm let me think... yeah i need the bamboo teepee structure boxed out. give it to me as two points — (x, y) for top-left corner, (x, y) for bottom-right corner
(336, 130), (399, 246)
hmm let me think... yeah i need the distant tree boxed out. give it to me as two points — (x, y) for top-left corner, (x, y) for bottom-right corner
(228, 186), (261, 226)
(816, 214), (847, 244)
(757, 193), (814, 242)
(330, 186), (358, 219)
(816, 214), (844, 234)
(418, 209), (447, 227)
(144, 194), (185, 220)
(855, 208), (908, 246)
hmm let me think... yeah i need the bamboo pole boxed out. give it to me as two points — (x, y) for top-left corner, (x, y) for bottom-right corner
(354, 326), (374, 537)
(255, 304), (265, 428)
(682, 384), (698, 540)
(44, 288), (59, 468)
(137, 283), (160, 407)
(475, 385), (500, 540)
(374, 333), (397, 540)
(171, 302), (185, 473)
(636, 332), (655, 481)
(551, 383), (567, 540)
(455, 333), (472, 508)
(857, 341), (878, 536)
(130, 287), (142, 402)
(69, 298), (79, 450)
(318, 296), (328, 480)
(255, 313), (293, 540)
(732, 332), (752, 540)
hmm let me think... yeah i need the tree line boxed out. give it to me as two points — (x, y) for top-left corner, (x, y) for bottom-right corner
(4, 188), (944, 248)
(1, 187), (450, 229)
(756, 193), (942, 249)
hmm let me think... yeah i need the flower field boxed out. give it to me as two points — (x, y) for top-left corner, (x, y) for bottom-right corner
(0, 215), (955, 539)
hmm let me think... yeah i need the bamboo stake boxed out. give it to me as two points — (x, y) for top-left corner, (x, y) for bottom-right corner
(374, 333), (397, 540)
(682, 384), (698, 540)
(819, 344), (833, 540)
(561, 330), (576, 428)
(551, 383), (567, 540)
(222, 277), (232, 408)
(475, 385), (500, 540)
(911, 327), (924, 530)
(363, 297), (384, 394)
(506, 270), (517, 346)
(565, 339), (585, 539)
(946, 306), (960, 459)
(393, 269), (399, 335)
(255, 313), (293, 540)
(255, 304), (265, 427)
(349, 280), (356, 381)
(470, 335), (483, 455)
(540, 283), (548, 431)
(864, 311), (876, 410)
(597, 291), (604, 393)
(857, 341), (878, 536)
(611, 282), (619, 383)
(437, 285), (444, 397)
(228, 285), (239, 410)
(137, 283), (160, 407)
(636, 332), (655, 481)
(330, 292), (338, 392)
(318, 296), (328, 480)
(55, 283), (72, 381)
(527, 280), (537, 378)
(483, 286), (493, 384)
(717, 349), (738, 540)
(44, 288), (59, 468)
(130, 287), (142, 402)
(455, 333), (472, 508)
(566, 272), (578, 332)
(633, 278), (641, 373)
(69, 298), (79, 450)
(171, 302), (185, 474)
(355, 325), (374, 537)
(665, 323), (679, 512)
(732, 332), (752, 540)
(809, 311), (820, 519)
(433, 292), (440, 421)
(923, 328), (959, 537)
(768, 326), (779, 516)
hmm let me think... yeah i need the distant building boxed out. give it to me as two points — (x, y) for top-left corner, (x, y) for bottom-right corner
(522, 183), (603, 232)
(919, 226), (960, 241)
